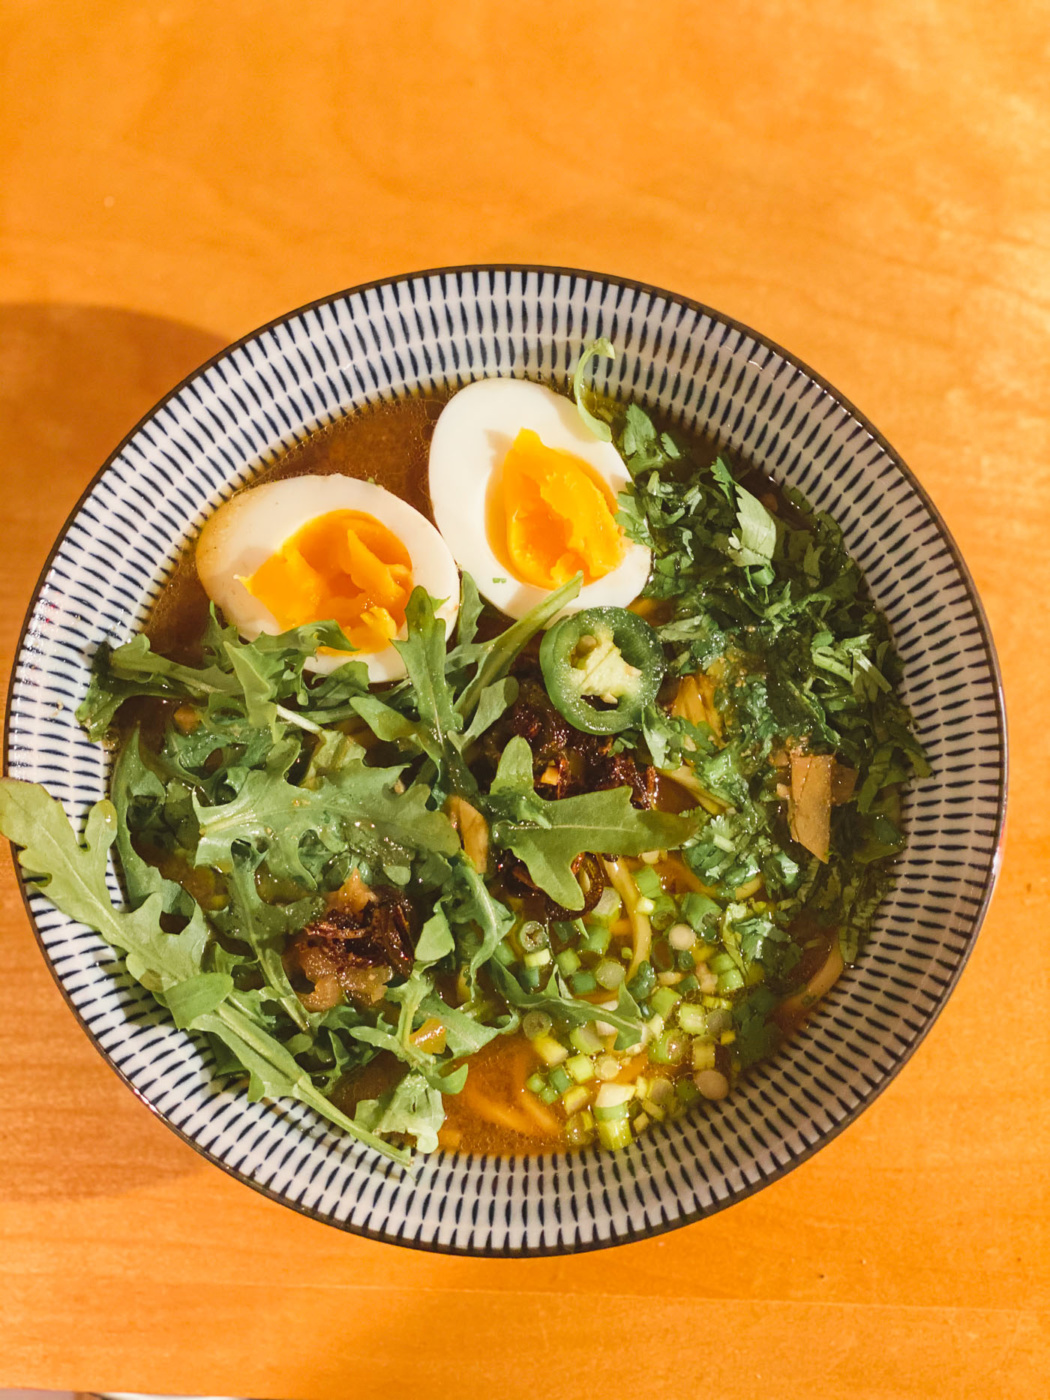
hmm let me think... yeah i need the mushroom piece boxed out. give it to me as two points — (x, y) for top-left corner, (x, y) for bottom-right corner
(787, 751), (833, 861)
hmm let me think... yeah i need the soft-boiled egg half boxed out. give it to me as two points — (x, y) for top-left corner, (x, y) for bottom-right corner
(428, 378), (651, 619)
(196, 474), (460, 682)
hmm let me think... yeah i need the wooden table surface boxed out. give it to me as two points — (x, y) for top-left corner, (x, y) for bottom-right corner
(2, 2), (1047, 1396)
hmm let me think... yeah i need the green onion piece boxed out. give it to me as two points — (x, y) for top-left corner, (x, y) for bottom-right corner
(519, 919), (549, 952)
(556, 949), (582, 976)
(570, 1024), (604, 1056)
(650, 1029), (689, 1065)
(681, 893), (721, 932)
(692, 1041), (717, 1072)
(647, 1076), (675, 1107)
(570, 970), (597, 994)
(676, 1078), (700, 1107)
(593, 1101), (630, 1122)
(532, 1033), (569, 1066)
(523, 1010), (553, 1040)
(525, 1073), (547, 1095)
(591, 887), (622, 921)
(523, 947), (552, 969)
(549, 1066), (572, 1094)
(581, 923), (612, 956)
(651, 986), (681, 1020)
(561, 1084), (591, 1115)
(597, 1116), (633, 1150)
(668, 922), (697, 951)
(595, 1080), (634, 1108)
(564, 1111), (595, 1147)
(677, 1003), (709, 1036)
(651, 941), (674, 973)
(633, 865), (662, 900)
(717, 968), (746, 994)
(565, 1054), (596, 1084)
(594, 958), (626, 990)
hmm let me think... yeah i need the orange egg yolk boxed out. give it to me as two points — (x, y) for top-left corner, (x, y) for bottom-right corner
(242, 509), (413, 653)
(489, 428), (625, 589)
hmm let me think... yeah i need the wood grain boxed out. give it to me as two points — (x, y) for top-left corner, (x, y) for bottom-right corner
(1, 1), (1047, 1395)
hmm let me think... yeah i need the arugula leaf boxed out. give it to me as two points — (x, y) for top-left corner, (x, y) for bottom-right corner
(110, 732), (199, 917)
(193, 996), (412, 1165)
(487, 737), (701, 910)
(416, 991), (510, 1057)
(414, 906), (455, 965)
(460, 676), (519, 747)
(193, 756), (458, 885)
(0, 779), (210, 992)
(390, 589), (475, 797)
(77, 617), (370, 742)
(454, 574), (582, 720)
(165, 972), (235, 1029)
(432, 855), (516, 985)
(489, 961), (643, 1051)
(214, 852), (322, 1031)
(353, 968), (469, 1095)
(354, 1070), (446, 1154)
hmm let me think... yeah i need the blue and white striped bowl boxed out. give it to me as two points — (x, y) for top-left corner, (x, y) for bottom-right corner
(5, 267), (1006, 1254)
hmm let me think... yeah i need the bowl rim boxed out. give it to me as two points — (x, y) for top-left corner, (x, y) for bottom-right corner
(4, 263), (1009, 1254)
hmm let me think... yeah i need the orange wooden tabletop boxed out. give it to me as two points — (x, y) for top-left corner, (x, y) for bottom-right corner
(1, 2), (1047, 1396)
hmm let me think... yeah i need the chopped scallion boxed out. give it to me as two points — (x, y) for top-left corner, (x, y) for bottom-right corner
(677, 1003), (708, 1036)
(532, 1033), (569, 1066)
(594, 958), (626, 990)
(651, 986), (681, 1019)
(549, 1066), (572, 1094)
(522, 1010), (553, 1040)
(570, 1024), (604, 1056)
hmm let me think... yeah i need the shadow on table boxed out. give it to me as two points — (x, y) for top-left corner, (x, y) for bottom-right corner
(0, 300), (228, 670)
(0, 303), (227, 1203)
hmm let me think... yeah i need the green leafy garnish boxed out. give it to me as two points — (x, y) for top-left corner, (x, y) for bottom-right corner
(487, 737), (700, 910)
(3, 351), (929, 1167)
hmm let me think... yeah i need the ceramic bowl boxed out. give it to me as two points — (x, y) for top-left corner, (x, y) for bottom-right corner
(6, 267), (1006, 1254)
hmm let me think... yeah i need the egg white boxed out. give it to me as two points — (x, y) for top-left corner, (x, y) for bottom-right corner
(427, 378), (651, 620)
(196, 474), (460, 682)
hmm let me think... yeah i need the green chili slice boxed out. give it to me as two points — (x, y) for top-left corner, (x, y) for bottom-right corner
(539, 606), (666, 734)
